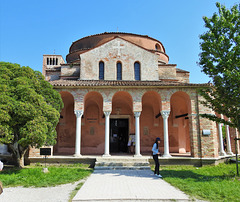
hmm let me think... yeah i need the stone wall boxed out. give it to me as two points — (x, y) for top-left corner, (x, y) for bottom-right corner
(45, 71), (60, 81)
(80, 38), (159, 81)
(197, 96), (219, 158)
(61, 65), (80, 78)
(158, 65), (177, 80)
(176, 72), (189, 83)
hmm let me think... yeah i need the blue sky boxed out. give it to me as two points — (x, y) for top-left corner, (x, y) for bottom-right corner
(0, 0), (238, 83)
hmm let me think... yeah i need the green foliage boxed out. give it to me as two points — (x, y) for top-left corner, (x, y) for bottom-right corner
(155, 163), (240, 201)
(0, 62), (63, 166)
(0, 165), (92, 187)
(198, 2), (240, 130)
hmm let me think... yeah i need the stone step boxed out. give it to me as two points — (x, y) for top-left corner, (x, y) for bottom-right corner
(94, 156), (151, 170)
(95, 166), (151, 170)
(96, 157), (149, 163)
(95, 162), (150, 166)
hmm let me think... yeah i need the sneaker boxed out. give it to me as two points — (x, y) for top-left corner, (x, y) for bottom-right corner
(157, 174), (162, 178)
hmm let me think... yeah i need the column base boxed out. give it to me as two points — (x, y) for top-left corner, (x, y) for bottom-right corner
(162, 153), (172, 158)
(227, 152), (234, 156)
(134, 154), (142, 158)
(219, 151), (227, 156)
(102, 154), (111, 157)
(73, 154), (82, 157)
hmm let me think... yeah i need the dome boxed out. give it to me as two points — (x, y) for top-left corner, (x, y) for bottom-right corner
(66, 32), (169, 64)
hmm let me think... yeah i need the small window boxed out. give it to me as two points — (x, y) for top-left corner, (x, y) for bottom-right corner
(117, 62), (122, 80)
(134, 62), (141, 81)
(155, 43), (161, 50)
(47, 58), (49, 65)
(56, 58), (58, 65)
(53, 58), (55, 65)
(99, 61), (104, 80)
(50, 58), (52, 65)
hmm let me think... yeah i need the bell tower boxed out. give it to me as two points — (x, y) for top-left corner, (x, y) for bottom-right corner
(42, 54), (65, 76)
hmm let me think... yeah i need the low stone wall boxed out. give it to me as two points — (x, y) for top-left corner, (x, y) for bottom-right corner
(28, 155), (234, 168)
(29, 156), (96, 168)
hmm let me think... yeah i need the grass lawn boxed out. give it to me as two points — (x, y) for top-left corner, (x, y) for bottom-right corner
(0, 164), (93, 188)
(155, 163), (240, 202)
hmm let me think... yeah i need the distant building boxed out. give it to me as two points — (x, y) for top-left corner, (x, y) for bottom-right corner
(31, 32), (238, 159)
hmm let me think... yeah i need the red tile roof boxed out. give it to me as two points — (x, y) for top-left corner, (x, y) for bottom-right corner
(50, 80), (209, 88)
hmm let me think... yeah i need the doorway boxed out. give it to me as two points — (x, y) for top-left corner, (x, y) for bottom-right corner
(110, 119), (129, 153)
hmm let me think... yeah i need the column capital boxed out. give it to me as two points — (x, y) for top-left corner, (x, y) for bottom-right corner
(104, 111), (111, 116)
(74, 110), (83, 118)
(161, 110), (170, 119)
(134, 111), (141, 117)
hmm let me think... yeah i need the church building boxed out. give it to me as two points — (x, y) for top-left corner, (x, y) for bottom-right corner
(37, 32), (237, 160)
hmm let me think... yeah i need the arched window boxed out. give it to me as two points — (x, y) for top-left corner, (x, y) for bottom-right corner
(50, 58), (52, 65)
(117, 62), (122, 80)
(99, 61), (104, 80)
(47, 58), (49, 65)
(53, 58), (55, 65)
(134, 62), (141, 81)
(56, 58), (58, 65)
(155, 43), (160, 50)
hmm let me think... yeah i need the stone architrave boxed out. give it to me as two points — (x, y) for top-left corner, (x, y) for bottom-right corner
(161, 110), (172, 157)
(74, 110), (83, 157)
(134, 111), (142, 157)
(103, 111), (111, 157)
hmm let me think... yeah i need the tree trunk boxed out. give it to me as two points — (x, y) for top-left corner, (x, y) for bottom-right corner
(8, 142), (27, 168)
(19, 150), (26, 168)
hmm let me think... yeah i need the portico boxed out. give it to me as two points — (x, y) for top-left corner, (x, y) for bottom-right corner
(53, 86), (205, 158)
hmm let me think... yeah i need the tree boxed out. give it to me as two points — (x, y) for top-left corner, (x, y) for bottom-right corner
(0, 62), (63, 167)
(198, 2), (240, 132)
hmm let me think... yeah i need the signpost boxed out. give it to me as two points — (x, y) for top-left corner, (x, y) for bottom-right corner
(234, 138), (240, 176)
(40, 148), (51, 173)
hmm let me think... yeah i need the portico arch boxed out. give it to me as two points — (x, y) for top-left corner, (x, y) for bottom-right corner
(169, 91), (191, 154)
(141, 91), (162, 153)
(82, 91), (104, 154)
(112, 91), (133, 115)
(55, 91), (75, 155)
(111, 91), (133, 153)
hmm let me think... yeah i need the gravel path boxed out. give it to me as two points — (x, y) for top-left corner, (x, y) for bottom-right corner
(0, 179), (85, 202)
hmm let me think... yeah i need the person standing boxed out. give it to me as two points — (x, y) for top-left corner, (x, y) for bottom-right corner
(0, 160), (3, 195)
(152, 137), (162, 178)
(0, 160), (3, 171)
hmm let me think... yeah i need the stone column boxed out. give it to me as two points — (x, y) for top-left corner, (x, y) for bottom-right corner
(225, 124), (233, 155)
(134, 112), (141, 157)
(103, 111), (111, 157)
(74, 110), (83, 157)
(161, 110), (172, 157)
(218, 122), (226, 156)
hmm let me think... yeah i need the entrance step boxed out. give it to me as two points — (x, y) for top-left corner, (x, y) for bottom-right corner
(94, 156), (151, 170)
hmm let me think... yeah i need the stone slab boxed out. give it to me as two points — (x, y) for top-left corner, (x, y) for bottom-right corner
(72, 169), (189, 201)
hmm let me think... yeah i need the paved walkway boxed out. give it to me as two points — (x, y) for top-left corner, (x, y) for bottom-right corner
(73, 169), (190, 201)
(0, 179), (84, 202)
